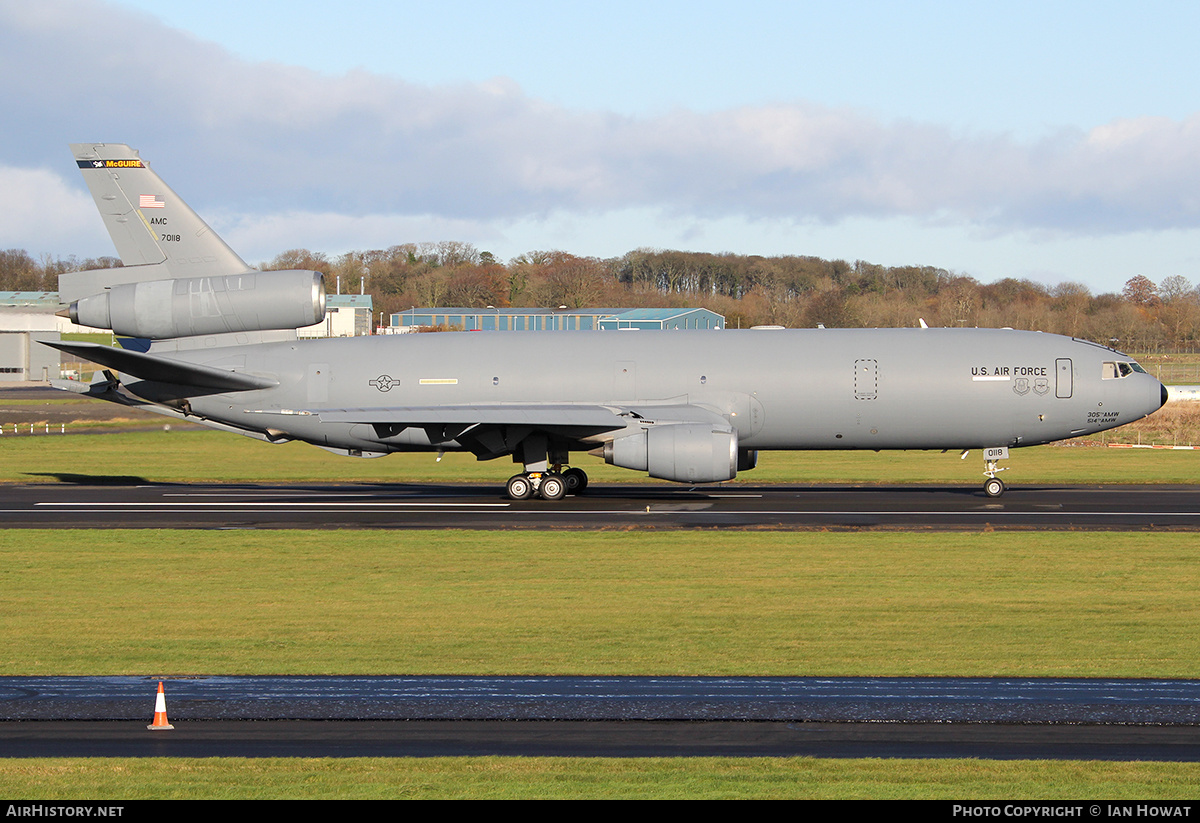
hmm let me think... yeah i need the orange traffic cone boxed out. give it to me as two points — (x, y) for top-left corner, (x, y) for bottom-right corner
(148, 681), (174, 730)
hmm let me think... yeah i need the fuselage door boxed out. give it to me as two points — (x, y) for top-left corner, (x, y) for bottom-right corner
(854, 359), (878, 400)
(614, 360), (636, 398)
(1055, 358), (1073, 399)
(308, 362), (330, 404)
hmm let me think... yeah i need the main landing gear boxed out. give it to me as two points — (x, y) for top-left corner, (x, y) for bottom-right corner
(506, 467), (588, 501)
(506, 434), (588, 501)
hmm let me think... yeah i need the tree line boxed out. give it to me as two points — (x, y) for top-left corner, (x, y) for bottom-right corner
(3, 244), (1199, 352)
(263, 245), (1200, 352)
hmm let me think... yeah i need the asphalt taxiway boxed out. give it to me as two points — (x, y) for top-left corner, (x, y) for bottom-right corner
(7, 720), (1200, 760)
(4, 676), (1200, 759)
(8, 676), (1200, 723)
(2, 481), (1199, 530)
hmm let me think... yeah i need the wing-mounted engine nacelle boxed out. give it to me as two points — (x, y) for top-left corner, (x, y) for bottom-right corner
(67, 270), (325, 339)
(604, 423), (739, 483)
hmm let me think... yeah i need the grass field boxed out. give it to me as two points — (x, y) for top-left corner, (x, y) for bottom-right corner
(3, 529), (1198, 678)
(1139, 351), (1200, 386)
(4, 757), (1200, 800)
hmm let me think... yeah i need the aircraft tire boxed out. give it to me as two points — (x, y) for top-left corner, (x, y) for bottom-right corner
(562, 467), (588, 494)
(506, 474), (534, 500)
(539, 474), (567, 501)
(983, 477), (1006, 498)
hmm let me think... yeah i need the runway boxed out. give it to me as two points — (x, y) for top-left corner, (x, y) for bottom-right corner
(5, 676), (1200, 759)
(2, 481), (1199, 530)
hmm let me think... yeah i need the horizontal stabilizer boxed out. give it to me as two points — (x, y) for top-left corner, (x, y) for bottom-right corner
(40, 340), (277, 392)
(49, 378), (104, 396)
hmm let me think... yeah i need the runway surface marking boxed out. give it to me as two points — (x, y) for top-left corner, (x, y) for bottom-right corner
(3, 483), (1198, 529)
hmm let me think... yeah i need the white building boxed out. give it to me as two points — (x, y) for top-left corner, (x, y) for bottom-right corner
(0, 293), (66, 381)
(297, 294), (374, 338)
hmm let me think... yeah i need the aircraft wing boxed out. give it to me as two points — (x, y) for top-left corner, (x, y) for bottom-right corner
(317, 405), (629, 428)
(313, 402), (731, 459)
(316, 401), (730, 430)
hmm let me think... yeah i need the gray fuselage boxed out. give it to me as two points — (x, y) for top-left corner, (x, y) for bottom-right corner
(134, 327), (1165, 458)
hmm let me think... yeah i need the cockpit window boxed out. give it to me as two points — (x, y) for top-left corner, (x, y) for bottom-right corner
(1102, 361), (1143, 379)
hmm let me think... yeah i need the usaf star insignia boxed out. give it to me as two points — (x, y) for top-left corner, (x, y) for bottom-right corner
(370, 375), (402, 392)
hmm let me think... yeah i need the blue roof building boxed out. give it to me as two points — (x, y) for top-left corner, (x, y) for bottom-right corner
(388, 307), (724, 332)
(595, 308), (723, 330)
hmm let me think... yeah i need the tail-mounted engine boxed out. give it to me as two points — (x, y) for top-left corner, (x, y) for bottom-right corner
(66, 270), (325, 339)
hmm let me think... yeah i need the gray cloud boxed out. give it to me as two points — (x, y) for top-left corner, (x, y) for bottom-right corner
(3, 0), (1200, 236)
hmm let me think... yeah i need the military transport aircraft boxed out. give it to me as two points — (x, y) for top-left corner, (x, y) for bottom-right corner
(46, 143), (1168, 500)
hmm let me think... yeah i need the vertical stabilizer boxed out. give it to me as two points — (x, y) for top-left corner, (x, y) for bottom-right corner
(70, 143), (248, 278)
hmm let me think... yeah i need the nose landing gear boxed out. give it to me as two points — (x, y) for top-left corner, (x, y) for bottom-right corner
(972, 446), (1011, 497)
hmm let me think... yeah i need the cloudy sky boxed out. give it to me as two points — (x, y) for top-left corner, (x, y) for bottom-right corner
(3, 0), (1199, 293)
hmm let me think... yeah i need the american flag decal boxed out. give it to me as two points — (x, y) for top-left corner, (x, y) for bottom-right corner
(139, 194), (165, 209)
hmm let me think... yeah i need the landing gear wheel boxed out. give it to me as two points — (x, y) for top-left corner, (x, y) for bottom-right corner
(562, 467), (588, 494)
(506, 474), (534, 500)
(983, 476), (1006, 498)
(539, 473), (567, 501)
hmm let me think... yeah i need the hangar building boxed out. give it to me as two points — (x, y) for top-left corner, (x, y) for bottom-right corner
(388, 307), (724, 332)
